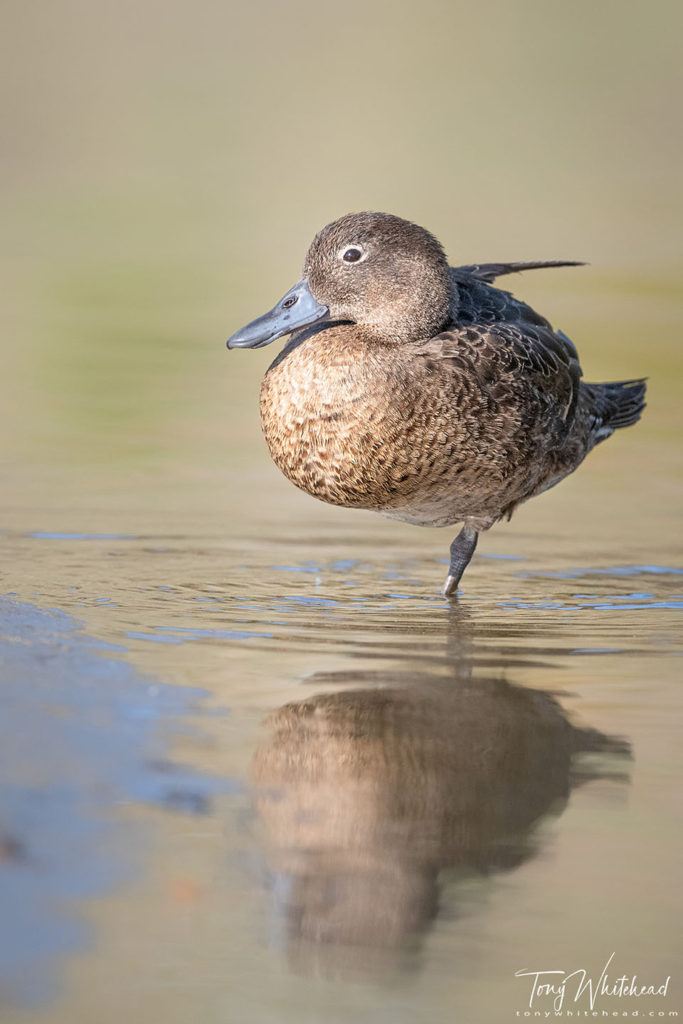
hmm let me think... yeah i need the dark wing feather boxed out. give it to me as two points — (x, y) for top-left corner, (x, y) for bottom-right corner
(454, 260), (585, 284)
(417, 320), (581, 425)
(423, 266), (584, 427)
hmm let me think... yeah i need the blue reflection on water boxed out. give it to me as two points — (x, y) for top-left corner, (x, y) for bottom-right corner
(0, 599), (232, 1007)
(126, 627), (274, 643)
(520, 564), (683, 579)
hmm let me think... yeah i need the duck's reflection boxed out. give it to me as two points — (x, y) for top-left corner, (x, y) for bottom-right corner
(251, 664), (629, 977)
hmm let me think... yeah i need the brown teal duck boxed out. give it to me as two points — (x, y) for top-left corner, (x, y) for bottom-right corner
(227, 212), (646, 596)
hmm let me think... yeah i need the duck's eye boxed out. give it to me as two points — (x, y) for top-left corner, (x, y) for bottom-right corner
(340, 246), (365, 264)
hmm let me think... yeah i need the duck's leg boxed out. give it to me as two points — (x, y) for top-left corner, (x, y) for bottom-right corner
(442, 525), (478, 598)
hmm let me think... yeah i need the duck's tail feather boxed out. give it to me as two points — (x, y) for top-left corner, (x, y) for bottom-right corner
(457, 260), (586, 283)
(585, 378), (647, 441)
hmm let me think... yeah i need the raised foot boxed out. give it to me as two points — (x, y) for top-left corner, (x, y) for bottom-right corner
(441, 574), (460, 599)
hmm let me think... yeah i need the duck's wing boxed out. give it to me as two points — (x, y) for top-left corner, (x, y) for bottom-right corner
(453, 260), (585, 284)
(421, 270), (584, 423)
(417, 317), (583, 425)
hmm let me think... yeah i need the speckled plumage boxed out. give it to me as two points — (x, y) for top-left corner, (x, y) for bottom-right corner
(229, 212), (646, 594)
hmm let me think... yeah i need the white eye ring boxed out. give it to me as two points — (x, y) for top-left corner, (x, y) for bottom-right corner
(338, 244), (367, 264)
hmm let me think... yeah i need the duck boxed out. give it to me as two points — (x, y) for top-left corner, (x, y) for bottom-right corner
(227, 212), (646, 596)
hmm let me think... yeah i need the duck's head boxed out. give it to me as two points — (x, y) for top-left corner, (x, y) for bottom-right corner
(227, 212), (451, 350)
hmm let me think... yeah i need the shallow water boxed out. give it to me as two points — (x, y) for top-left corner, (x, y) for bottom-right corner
(2, 2), (683, 1020)
(2, 463), (682, 1021)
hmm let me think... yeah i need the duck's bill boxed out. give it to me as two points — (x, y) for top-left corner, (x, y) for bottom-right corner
(226, 279), (329, 349)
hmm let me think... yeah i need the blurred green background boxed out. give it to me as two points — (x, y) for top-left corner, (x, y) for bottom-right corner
(1, 0), (681, 500)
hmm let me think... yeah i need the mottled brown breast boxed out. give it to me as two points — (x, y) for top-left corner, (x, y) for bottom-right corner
(259, 323), (574, 527)
(260, 327), (428, 510)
